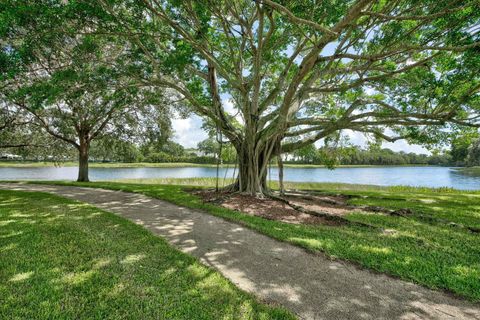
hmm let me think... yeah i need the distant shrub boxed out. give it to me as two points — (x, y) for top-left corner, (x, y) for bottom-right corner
(466, 140), (480, 167)
(388, 185), (457, 193)
(144, 152), (217, 164)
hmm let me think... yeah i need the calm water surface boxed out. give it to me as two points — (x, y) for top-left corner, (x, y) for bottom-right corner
(1, 165), (479, 190)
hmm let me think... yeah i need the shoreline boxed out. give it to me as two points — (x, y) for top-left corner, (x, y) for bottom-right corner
(2, 178), (478, 193)
(0, 161), (446, 169)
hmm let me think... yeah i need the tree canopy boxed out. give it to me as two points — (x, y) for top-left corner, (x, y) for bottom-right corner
(1, 4), (177, 180)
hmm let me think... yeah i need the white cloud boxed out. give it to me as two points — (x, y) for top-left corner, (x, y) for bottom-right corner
(364, 87), (376, 95)
(344, 130), (369, 146)
(223, 97), (244, 124)
(343, 130), (430, 154)
(172, 115), (208, 148)
(223, 98), (235, 114)
(382, 140), (430, 154)
(172, 95), (240, 148)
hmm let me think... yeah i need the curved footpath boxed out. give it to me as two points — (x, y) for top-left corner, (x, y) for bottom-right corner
(1, 183), (479, 320)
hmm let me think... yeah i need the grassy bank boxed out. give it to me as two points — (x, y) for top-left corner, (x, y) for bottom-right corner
(0, 189), (293, 319)
(111, 177), (472, 193)
(26, 179), (480, 301)
(456, 167), (480, 175)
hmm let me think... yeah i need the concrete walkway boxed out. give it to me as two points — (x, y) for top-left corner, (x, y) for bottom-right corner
(1, 183), (479, 320)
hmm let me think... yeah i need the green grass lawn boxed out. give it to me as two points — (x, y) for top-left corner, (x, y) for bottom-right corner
(0, 189), (294, 319)
(28, 179), (480, 302)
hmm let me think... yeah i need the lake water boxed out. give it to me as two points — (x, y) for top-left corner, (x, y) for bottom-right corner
(0, 165), (479, 190)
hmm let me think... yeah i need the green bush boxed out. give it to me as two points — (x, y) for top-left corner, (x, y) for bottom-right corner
(144, 152), (217, 164)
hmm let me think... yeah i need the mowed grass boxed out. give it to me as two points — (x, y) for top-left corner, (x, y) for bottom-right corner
(0, 190), (294, 320)
(30, 179), (480, 301)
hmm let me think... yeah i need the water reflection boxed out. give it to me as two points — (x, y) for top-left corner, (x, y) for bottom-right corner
(0, 166), (479, 190)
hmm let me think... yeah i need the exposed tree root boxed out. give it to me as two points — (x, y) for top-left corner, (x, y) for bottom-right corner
(265, 192), (378, 229)
(191, 187), (238, 204)
(192, 188), (480, 234)
(286, 189), (480, 234)
(282, 191), (348, 206)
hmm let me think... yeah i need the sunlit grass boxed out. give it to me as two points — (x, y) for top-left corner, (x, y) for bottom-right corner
(0, 190), (294, 319)
(30, 179), (480, 301)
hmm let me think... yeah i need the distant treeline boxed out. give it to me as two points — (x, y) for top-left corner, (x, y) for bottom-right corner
(286, 146), (451, 166)
(3, 134), (454, 167)
(339, 150), (450, 166)
(88, 139), (219, 164)
(87, 137), (452, 166)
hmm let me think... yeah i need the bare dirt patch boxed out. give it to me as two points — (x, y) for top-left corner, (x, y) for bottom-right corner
(192, 189), (418, 228)
(283, 193), (361, 217)
(193, 190), (354, 226)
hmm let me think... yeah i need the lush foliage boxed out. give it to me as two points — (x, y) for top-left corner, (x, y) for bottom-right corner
(290, 145), (452, 166)
(0, 2), (178, 181)
(0, 105), (72, 159)
(450, 130), (480, 165)
(466, 139), (480, 166)
(0, 189), (293, 319)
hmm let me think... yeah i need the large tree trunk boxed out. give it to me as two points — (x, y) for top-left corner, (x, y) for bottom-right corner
(232, 137), (275, 195)
(77, 139), (90, 182)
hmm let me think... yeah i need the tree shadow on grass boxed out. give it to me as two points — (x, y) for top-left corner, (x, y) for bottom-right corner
(38, 186), (480, 319)
(0, 190), (292, 319)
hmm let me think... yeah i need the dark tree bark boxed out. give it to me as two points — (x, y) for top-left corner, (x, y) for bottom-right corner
(278, 154), (285, 196)
(77, 135), (90, 182)
(231, 135), (278, 195)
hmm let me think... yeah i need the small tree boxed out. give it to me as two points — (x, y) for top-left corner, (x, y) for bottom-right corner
(451, 130), (479, 165)
(197, 137), (219, 157)
(90, 136), (143, 163)
(466, 139), (480, 167)
(2, 28), (174, 181)
(293, 144), (317, 163)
